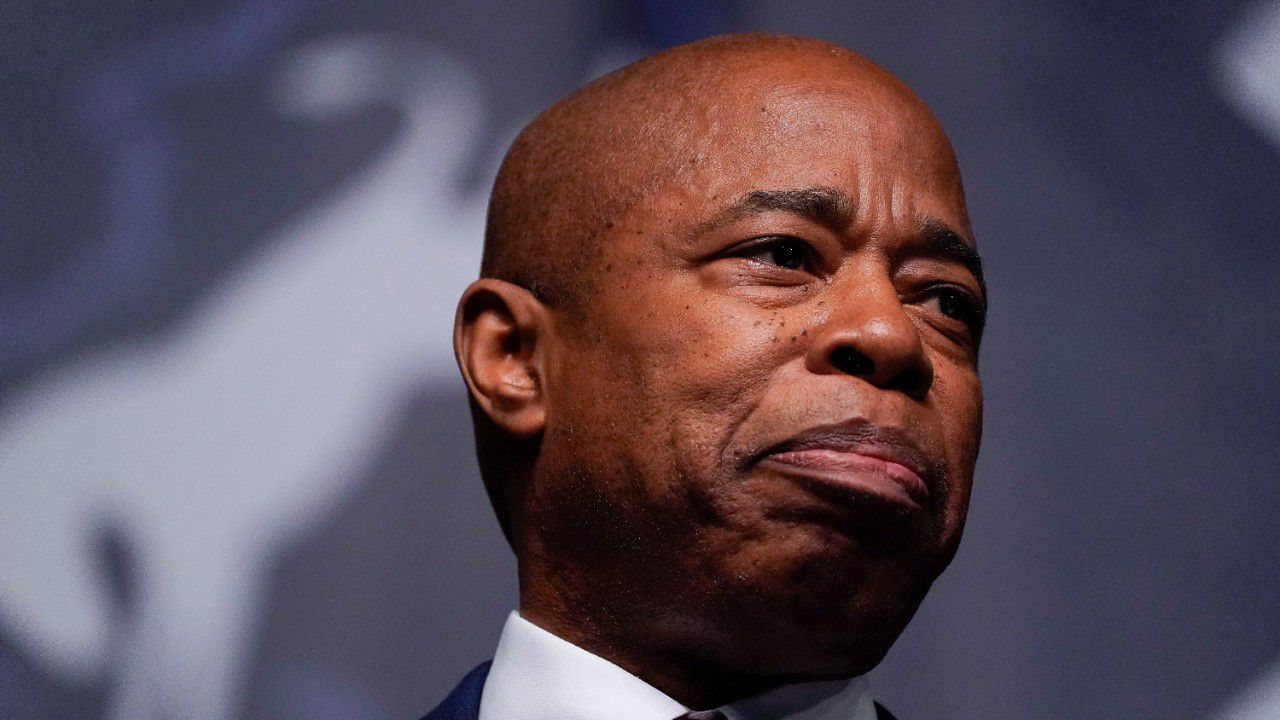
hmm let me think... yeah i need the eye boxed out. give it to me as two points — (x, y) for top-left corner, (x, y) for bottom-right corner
(742, 236), (811, 271)
(918, 286), (985, 336)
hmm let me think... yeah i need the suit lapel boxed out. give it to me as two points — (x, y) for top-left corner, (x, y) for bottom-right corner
(419, 661), (492, 720)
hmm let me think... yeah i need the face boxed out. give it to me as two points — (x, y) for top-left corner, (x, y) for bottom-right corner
(525, 59), (984, 679)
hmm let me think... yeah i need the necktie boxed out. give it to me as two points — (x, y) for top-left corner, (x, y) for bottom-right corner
(678, 712), (728, 720)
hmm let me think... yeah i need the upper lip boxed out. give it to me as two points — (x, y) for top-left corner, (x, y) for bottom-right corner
(753, 418), (933, 484)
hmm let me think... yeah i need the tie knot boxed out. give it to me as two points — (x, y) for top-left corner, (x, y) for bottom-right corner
(678, 712), (728, 720)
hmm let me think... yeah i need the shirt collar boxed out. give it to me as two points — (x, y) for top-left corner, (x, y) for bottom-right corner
(478, 612), (876, 720)
(722, 674), (875, 720)
(479, 612), (687, 720)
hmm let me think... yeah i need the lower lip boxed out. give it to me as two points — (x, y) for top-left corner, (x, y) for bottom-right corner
(762, 449), (929, 508)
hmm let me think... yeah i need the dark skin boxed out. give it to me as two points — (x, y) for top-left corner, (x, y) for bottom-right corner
(455, 35), (984, 710)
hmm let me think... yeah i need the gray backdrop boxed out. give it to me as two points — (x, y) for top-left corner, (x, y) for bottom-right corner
(3, 2), (1279, 719)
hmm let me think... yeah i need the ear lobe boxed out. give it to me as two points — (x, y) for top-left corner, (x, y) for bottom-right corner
(454, 279), (548, 438)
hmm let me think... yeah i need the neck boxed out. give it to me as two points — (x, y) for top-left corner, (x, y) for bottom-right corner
(518, 582), (805, 709)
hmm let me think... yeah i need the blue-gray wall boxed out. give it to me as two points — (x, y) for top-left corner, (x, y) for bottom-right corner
(3, 2), (1278, 719)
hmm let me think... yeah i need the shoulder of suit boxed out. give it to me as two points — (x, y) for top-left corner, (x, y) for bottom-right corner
(419, 661), (493, 720)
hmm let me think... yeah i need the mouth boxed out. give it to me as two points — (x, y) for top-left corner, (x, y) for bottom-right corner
(754, 420), (933, 511)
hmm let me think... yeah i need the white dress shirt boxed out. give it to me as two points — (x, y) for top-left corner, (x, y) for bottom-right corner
(478, 612), (877, 720)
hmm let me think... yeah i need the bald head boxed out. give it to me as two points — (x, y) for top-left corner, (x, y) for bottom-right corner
(482, 33), (958, 309)
(458, 33), (982, 703)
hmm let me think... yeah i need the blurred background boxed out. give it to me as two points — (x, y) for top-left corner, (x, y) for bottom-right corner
(3, 2), (1279, 719)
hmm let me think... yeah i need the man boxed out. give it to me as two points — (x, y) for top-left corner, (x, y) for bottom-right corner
(425, 32), (985, 720)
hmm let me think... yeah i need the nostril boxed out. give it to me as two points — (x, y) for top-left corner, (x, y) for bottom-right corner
(831, 346), (874, 376)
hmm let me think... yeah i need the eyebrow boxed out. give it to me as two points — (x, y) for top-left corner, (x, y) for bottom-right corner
(692, 187), (854, 237)
(916, 218), (986, 298)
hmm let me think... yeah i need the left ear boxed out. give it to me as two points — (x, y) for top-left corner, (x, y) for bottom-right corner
(452, 278), (550, 438)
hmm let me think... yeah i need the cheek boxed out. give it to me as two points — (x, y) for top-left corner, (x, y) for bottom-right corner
(646, 307), (786, 422)
(597, 263), (776, 386)
(929, 361), (982, 521)
(593, 289), (795, 491)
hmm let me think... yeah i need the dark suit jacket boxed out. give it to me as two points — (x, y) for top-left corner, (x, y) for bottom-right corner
(420, 662), (899, 720)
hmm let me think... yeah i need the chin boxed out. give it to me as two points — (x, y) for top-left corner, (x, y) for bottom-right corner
(707, 597), (924, 681)
(706, 531), (943, 679)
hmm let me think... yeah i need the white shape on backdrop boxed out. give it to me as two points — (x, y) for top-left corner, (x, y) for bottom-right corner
(1210, 658), (1280, 720)
(1219, 0), (1280, 151)
(0, 37), (488, 720)
(1211, 2), (1280, 719)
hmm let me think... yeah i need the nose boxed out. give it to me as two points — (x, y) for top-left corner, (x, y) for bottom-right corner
(806, 271), (934, 401)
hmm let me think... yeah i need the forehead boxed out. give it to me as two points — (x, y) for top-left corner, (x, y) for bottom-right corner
(677, 65), (967, 228)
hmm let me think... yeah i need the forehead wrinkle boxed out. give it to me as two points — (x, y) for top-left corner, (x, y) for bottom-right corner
(890, 180), (907, 222)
